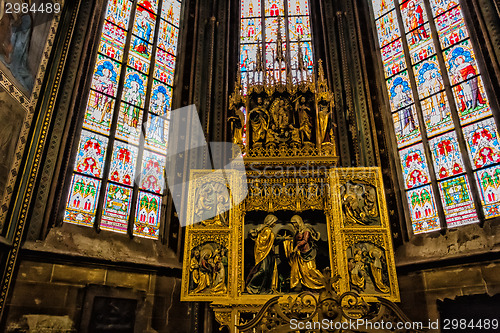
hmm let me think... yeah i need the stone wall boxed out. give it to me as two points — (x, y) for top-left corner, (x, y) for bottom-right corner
(397, 260), (500, 329)
(2, 258), (189, 333)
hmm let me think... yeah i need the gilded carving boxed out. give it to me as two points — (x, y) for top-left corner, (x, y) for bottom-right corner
(182, 231), (231, 301)
(228, 29), (337, 164)
(330, 168), (389, 229)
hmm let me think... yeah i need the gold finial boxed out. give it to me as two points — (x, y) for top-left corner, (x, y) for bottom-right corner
(318, 59), (326, 83)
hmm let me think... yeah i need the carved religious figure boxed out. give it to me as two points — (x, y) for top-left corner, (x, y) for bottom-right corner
(340, 181), (380, 226)
(318, 103), (334, 145)
(190, 243), (228, 294)
(284, 215), (324, 290)
(295, 96), (313, 146)
(249, 97), (269, 147)
(347, 243), (391, 294)
(193, 182), (230, 226)
(246, 214), (290, 294)
(228, 112), (244, 148)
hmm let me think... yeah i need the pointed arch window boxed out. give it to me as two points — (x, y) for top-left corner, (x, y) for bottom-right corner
(370, 0), (500, 234)
(240, 0), (314, 91)
(63, 0), (183, 239)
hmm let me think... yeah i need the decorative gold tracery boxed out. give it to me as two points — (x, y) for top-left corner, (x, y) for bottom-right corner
(228, 25), (337, 165)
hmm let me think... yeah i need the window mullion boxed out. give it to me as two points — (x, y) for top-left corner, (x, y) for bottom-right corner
(394, 0), (448, 231)
(423, 0), (485, 222)
(94, 2), (139, 232)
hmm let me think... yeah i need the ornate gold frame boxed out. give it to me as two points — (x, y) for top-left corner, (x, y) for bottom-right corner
(181, 167), (399, 329)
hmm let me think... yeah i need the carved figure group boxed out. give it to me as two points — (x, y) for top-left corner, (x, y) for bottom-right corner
(190, 244), (228, 294)
(245, 214), (324, 294)
(193, 182), (230, 226)
(347, 243), (390, 294)
(245, 95), (317, 149)
(341, 181), (380, 226)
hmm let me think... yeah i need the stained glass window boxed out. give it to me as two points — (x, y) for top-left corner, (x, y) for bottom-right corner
(370, 0), (500, 233)
(240, 0), (313, 90)
(407, 185), (440, 234)
(64, 0), (183, 240)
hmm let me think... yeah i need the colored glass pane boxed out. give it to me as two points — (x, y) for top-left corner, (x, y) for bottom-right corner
(438, 17), (468, 49)
(150, 81), (172, 115)
(462, 118), (500, 170)
(435, 6), (463, 35)
(133, 191), (161, 239)
(475, 166), (500, 219)
(444, 39), (479, 85)
(241, 72), (249, 93)
(101, 184), (133, 233)
(64, 175), (101, 227)
(241, 18), (262, 44)
(116, 104), (143, 144)
(409, 38), (435, 64)
(105, 0), (133, 30)
(393, 105), (421, 148)
(375, 11), (400, 48)
(265, 17), (286, 43)
(83, 90), (115, 135)
(429, 0), (459, 17)
(98, 37), (125, 62)
(386, 71), (414, 112)
(66, 0), (184, 235)
(265, 0), (284, 16)
(242, 0), (261, 17)
(156, 47), (176, 72)
(452, 76), (492, 125)
(381, 39), (404, 66)
(122, 69), (147, 108)
(399, 143), (431, 189)
(139, 0), (158, 14)
(372, 0), (394, 19)
(162, 0), (181, 26)
(91, 55), (121, 98)
(383, 41), (407, 77)
(429, 132), (465, 180)
(421, 92), (453, 137)
(438, 175), (479, 228)
(140, 150), (166, 194)
(288, 0), (309, 16)
(74, 130), (108, 178)
(407, 185), (441, 234)
(406, 23), (432, 52)
(154, 62), (174, 85)
(109, 143), (138, 186)
(128, 36), (152, 74)
(158, 19), (179, 55)
(103, 21), (127, 46)
(133, 6), (156, 44)
(288, 16), (311, 41)
(145, 114), (170, 155)
(414, 56), (444, 99)
(400, 0), (428, 33)
(290, 42), (313, 69)
(240, 43), (259, 72)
